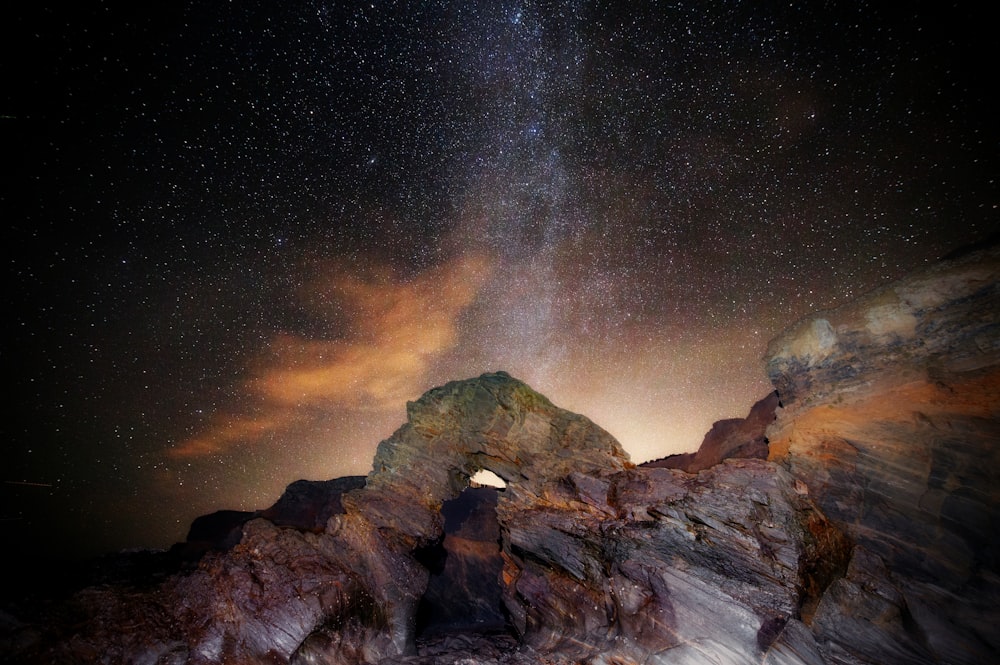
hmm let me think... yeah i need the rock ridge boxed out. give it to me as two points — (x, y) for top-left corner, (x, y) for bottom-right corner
(642, 390), (778, 472)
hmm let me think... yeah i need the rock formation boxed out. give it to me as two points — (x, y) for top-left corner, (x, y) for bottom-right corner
(763, 240), (1000, 664)
(3, 240), (998, 665)
(642, 390), (779, 471)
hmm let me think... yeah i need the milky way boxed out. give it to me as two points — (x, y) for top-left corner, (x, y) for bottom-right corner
(6, 2), (996, 557)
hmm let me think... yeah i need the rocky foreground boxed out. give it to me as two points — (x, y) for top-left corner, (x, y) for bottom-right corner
(2, 240), (998, 664)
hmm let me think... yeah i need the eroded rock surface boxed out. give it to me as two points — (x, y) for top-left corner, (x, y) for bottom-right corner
(499, 459), (849, 663)
(765, 241), (1000, 664)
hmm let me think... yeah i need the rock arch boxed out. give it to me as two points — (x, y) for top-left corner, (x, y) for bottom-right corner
(328, 371), (632, 656)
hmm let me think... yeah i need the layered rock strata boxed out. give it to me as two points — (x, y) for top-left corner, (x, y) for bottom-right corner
(764, 241), (1000, 664)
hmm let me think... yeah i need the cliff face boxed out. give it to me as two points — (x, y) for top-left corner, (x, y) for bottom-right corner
(5, 243), (998, 665)
(763, 242), (1000, 664)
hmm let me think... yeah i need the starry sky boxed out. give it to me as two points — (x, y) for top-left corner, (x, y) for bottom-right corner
(5, 1), (997, 558)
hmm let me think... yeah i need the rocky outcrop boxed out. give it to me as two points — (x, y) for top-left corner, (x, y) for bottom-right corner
(324, 372), (634, 659)
(764, 240), (1000, 664)
(8, 373), (632, 663)
(170, 477), (367, 563)
(499, 459), (849, 663)
(183, 509), (255, 553)
(643, 391), (779, 471)
(260, 476), (368, 532)
(6, 240), (998, 665)
(10, 372), (850, 665)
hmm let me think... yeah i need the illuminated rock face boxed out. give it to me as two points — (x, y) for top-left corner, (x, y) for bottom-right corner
(321, 371), (633, 658)
(499, 460), (849, 663)
(316, 372), (847, 664)
(765, 242), (1000, 664)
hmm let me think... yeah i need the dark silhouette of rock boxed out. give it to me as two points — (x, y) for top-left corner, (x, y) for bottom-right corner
(642, 390), (779, 472)
(184, 509), (256, 552)
(640, 449), (695, 470)
(4, 240), (998, 665)
(259, 476), (367, 531)
(168, 476), (367, 564)
(415, 487), (506, 637)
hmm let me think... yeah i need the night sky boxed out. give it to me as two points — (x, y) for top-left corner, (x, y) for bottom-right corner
(5, 2), (996, 559)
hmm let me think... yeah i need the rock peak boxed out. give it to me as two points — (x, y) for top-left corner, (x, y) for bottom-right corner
(345, 370), (631, 541)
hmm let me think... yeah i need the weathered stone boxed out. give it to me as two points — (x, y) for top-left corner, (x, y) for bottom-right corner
(41, 519), (372, 665)
(499, 459), (850, 663)
(808, 547), (935, 665)
(324, 371), (633, 659)
(765, 241), (1000, 663)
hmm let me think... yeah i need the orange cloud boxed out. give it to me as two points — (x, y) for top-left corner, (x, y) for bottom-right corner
(168, 254), (492, 459)
(168, 412), (293, 460)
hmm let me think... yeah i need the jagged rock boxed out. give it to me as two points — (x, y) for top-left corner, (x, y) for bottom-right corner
(325, 371), (634, 659)
(260, 476), (368, 531)
(642, 391), (779, 471)
(498, 459), (849, 663)
(10, 372), (633, 664)
(25, 519), (369, 665)
(167, 477), (368, 565)
(765, 240), (1000, 664)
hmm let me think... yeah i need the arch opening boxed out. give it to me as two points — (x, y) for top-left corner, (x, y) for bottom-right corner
(414, 478), (509, 638)
(470, 469), (507, 489)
